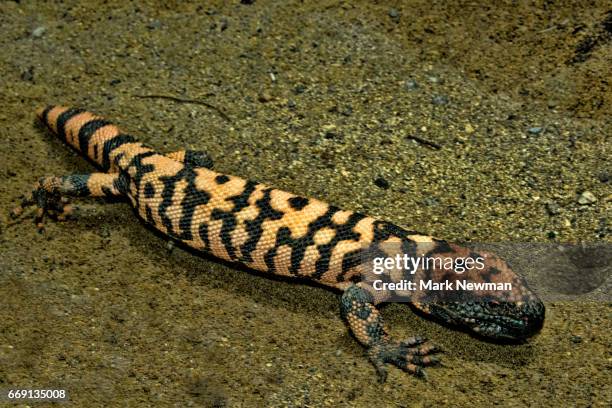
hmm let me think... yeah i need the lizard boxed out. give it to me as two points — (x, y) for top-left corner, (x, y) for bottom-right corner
(12, 105), (545, 382)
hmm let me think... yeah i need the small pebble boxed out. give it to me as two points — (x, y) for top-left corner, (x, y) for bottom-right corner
(423, 197), (438, 207)
(577, 191), (597, 205)
(166, 240), (175, 252)
(374, 177), (390, 189)
(258, 91), (272, 103)
(21, 66), (34, 82)
(32, 26), (46, 38)
(528, 127), (543, 135)
(432, 95), (449, 105)
(570, 335), (583, 344)
(388, 8), (400, 20)
(404, 79), (419, 90)
(545, 201), (561, 215)
(293, 84), (307, 94)
(428, 76), (442, 84)
(341, 106), (353, 116)
(147, 20), (161, 30)
(99, 227), (111, 238)
(596, 218), (607, 238)
(322, 124), (337, 139)
(597, 171), (609, 183)
(287, 99), (296, 109)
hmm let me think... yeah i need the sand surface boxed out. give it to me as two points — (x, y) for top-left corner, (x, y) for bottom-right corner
(0, 1), (610, 406)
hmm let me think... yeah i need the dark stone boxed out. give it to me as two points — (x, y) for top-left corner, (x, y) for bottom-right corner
(20, 66), (34, 82)
(570, 335), (583, 343)
(374, 177), (390, 189)
(293, 84), (307, 94)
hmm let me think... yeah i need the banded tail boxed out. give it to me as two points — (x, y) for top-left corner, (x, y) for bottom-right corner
(37, 105), (140, 172)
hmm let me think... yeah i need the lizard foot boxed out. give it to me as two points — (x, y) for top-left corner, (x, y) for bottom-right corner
(368, 336), (441, 382)
(11, 178), (76, 232)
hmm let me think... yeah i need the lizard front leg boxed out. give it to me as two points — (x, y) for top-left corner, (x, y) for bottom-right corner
(341, 283), (441, 382)
(11, 173), (125, 231)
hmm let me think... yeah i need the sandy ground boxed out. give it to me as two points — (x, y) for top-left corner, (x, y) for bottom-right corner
(0, 1), (610, 407)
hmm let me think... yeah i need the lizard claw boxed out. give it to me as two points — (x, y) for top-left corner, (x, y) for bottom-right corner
(368, 337), (441, 382)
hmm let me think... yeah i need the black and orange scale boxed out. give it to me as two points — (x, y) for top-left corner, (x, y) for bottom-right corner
(13, 106), (545, 381)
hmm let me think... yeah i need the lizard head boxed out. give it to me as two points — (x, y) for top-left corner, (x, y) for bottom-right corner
(414, 297), (545, 341)
(409, 242), (545, 341)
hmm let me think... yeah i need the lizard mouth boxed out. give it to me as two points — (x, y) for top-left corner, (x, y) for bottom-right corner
(423, 300), (545, 341)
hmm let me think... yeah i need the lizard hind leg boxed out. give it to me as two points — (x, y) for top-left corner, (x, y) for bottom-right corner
(11, 173), (126, 232)
(340, 283), (441, 382)
(166, 149), (214, 169)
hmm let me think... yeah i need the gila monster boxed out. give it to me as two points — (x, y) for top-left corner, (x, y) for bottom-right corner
(13, 106), (545, 382)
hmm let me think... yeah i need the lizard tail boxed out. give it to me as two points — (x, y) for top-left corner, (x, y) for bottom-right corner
(37, 105), (138, 172)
